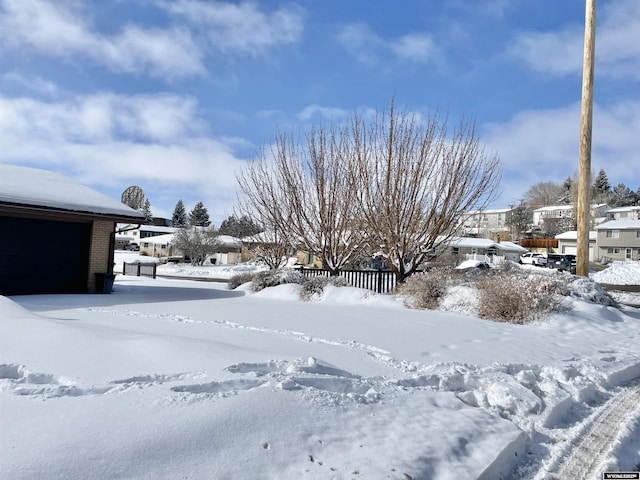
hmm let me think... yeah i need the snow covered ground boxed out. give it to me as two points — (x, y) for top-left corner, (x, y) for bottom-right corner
(2, 261), (640, 479)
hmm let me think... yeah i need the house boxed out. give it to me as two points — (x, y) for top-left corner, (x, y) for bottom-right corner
(533, 204), (609, 228)
(605, 206), (640, 221)
(444, 236), (528, 263)
(458, 208), (513, 237)
(555, 231), (597, 262)
(141, 232), (243, 265)
(119, 224), (177, 246)
(0, 164), (145, 295)
(595, 220), (640, 262)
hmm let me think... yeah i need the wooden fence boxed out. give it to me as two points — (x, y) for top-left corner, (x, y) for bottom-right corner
(298, 267), (397, 294)
(123, 262), (157, 279)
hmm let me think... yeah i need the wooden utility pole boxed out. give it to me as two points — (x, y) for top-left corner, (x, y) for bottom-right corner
(577, 0), (596, 277)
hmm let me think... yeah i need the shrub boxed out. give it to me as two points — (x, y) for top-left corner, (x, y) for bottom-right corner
(569, 277), (619, 307)
(476, 270), (572, 324)
(251, 269), (308, 292)
(299, 276), (348, 302)
(227, 272), (257, 290)
(395, 267), (456, 309)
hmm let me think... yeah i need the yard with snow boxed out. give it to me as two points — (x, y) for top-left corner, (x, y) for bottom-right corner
(2, 259), (640, 479)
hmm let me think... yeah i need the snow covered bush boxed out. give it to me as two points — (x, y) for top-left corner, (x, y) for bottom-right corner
(299, 276), (349, 302)
(251, 269), (308, 292)
(477, 271), (572, 324)
(396, 268), (457, 309)
(569, 277), (619, 307)
(227, 272), (257, 290)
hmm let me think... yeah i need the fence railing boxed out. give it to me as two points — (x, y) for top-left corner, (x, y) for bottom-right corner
(298, 267), (396, 294)
(123, 262), (157, 279)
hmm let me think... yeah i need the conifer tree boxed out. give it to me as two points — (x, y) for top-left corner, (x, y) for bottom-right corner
(171, 199), (188, 227)
(140, 198), (153, 222)
(592, 169), (611, 203)
(189, 201), (211, 227)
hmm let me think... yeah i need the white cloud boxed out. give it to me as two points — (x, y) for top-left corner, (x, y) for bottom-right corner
(336, 23), (437, 66)
(0, 92), (251, 221)
(482, 101), (640, 205)
(0, 0), (205, 79)
(509, 0), (640, 79)
(390, 33), (436, 64)
(1, 73), (60, 97)
(161, 0), (304, 56)
(297, 105), (350, 122)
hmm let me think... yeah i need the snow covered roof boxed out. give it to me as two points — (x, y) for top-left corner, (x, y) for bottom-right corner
(595, 220), (640, 230)
(463, 208), (512, 215)
(446, 236), (527, 252)
(606, 205), (640, 213)
(0, 164), (145, 222)
(533, 205), (573, 213)
(555, 230), (597, 241)
(143, 233), (175, 244)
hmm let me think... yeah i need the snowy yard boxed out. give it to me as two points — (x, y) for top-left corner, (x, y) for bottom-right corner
(2, 261), (640, 479)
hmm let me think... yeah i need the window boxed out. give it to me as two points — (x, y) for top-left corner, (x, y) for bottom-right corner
(620, 212), (629, 218)
(626, 248), (632, 260)
(605, 230), (620, 238)
(452, 247), (459, 255)
(143, 242), (149, 248)
(607, 248), (620, 254)
(637, 230), (640, 238)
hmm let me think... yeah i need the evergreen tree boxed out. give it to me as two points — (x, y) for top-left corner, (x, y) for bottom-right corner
(558, 176), (573, 204)
(508, 201), (532, 240)
(609, 183), (638, 207)
(592, 169), (611, 203)
(189, 201), (211, 227)
(171, 199), (188, 227)
(218, 215), (262, 238)
(140, 198), (153, 222)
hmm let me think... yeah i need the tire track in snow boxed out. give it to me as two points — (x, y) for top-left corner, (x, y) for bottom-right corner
(549, 381), (640, 479)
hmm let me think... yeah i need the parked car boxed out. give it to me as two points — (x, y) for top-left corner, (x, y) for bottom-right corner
(123, 243), (140, 251)
(546, 254), (576, 273)
(520, 252), (547, 266)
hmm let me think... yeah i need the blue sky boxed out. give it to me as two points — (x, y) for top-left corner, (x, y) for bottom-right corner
(1, 0), (639, 224)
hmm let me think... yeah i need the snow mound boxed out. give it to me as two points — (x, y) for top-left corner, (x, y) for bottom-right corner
(592, 261), (640, 285)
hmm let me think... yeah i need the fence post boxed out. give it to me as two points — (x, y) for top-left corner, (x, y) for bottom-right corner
(152, 264), (157, 279)
(376, 269), (383, 294)
(137, 263), (141, 276)
(123, 262), (126, 276)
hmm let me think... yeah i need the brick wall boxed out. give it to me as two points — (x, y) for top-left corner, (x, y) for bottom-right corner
(88, 221), (115, 292)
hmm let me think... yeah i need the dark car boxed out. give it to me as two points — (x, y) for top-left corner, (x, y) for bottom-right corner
(124, 243), (140, 251)
(546, 254), (576, 273)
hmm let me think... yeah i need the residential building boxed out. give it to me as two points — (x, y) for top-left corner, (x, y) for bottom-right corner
(554, 231), (597, 262)
(0, 164), (144, 295)
(444, 237), (527, 263)
(595, 220), (640, 262)
(459, 208), (513, 237)
(605, 206), (640, 221)
(532, 204), (609, 227)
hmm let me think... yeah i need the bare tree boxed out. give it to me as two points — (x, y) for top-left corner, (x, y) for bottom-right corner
(524, 181), (564, 210)
(351, 105), (501, 283)
(172, 227), (221, 266)
(242, 229), (293, 270)
(236, 102), (500, 283)
(237, 125), (365, 275)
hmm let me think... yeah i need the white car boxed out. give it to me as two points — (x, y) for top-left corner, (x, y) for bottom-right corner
(520, 252), (547, 266)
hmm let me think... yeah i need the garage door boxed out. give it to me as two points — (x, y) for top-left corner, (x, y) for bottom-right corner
(0, 216), (91, 295)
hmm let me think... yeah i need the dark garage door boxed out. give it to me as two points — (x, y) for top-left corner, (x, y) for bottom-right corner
(0, 216), (91, 295)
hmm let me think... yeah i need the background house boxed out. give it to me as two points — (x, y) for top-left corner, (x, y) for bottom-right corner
(444, 237), (527, 263)
(555, 230), (597, 261)
(0, 164), (145, 295)
(595, 220), (640, 262)
(606, 206), (640, 221)
(458, 208), (513, 238)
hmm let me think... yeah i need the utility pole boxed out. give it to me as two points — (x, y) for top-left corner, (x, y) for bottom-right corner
(577, 0), (596, 277)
